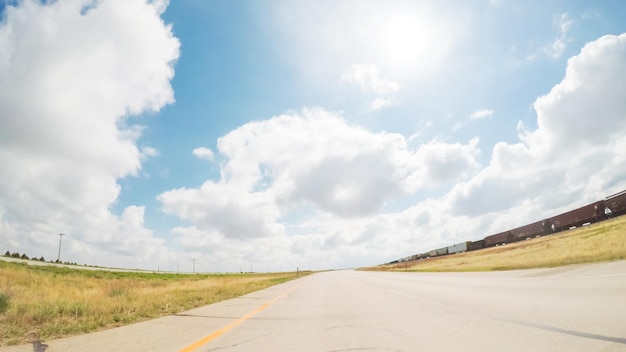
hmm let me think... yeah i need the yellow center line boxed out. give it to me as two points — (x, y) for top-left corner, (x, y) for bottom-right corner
(179, 286), (297, 352)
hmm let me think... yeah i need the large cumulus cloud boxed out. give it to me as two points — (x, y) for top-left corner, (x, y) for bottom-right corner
(159, 108), (479, 243)
(0, 0), (179, 267)
(450, 33), (626, 220)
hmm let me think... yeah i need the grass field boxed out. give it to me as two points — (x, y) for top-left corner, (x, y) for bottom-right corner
(0, 263), (309, 346)
(365, 214), (626, 272)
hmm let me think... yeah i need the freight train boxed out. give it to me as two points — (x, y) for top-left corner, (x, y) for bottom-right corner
(391, 189), (626, 264)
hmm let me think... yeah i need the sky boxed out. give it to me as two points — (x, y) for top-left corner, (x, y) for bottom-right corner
(1, 0), (626, 272)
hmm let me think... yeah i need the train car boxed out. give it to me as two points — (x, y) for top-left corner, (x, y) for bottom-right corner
(549, 200), (605, 232)
(605, 190), (626, 218)
(468, 240), (485, 251)
(484, 230), (513, 247)
(429, 249), (438, 257)
(510, 219), (551, 242)
(448, 241), (471, 254)
(435, 246), (448, 256)
(418, 252), (430, 260)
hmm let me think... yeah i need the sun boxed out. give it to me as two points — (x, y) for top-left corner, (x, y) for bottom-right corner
(375, 11), (450, 73)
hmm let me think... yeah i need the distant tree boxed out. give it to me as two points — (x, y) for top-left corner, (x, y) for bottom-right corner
(20, 254), (29, 260)
(11, 252), (20, 258)
(4, 251), (9, 257)
(39, 256), (45, 262)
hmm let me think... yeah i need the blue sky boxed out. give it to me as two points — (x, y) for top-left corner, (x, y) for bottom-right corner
(1, 0), (626, 272)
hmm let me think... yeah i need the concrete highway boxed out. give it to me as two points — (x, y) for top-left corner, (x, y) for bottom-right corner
(2, 261), (626, 351)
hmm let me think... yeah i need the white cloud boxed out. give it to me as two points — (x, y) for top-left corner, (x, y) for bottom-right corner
(192, 147), (215, 161)
(342, 64), (400, 110)
(159, 182), (284, 239)
(449, 33), (626, 219)
(159, 109), (480, 261)
(523, 13), (574, 63)
(534, 34), (626, 149)
(0, 0), (179, 268)
(411, 138), (480, 186)
(371, 97), (394, 110)
(141, 146), (160, 160)
(469, 109), (494, 120)
(341, 64), (400, 95)
(545, 13), (573, 59)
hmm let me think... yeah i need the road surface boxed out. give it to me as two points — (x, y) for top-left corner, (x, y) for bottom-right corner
(2, 261), (626, 351)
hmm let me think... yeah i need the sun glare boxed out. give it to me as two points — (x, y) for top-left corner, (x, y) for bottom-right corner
(374, 10), (451, 75)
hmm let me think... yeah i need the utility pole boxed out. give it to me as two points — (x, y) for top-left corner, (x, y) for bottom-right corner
(57, 233), (65, 262)
(192, 258), (196, 273)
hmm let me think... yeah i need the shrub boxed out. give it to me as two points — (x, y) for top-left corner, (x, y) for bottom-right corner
(0, 292), (10, 314)
(108, 285), (131, 298)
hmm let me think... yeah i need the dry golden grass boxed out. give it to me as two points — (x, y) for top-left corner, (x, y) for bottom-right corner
(0, 264), (309, 346)
(366, 215), (626, 272)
